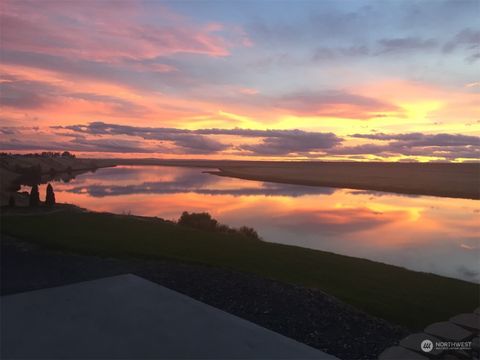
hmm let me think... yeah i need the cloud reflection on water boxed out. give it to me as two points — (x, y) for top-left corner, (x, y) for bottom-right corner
(34, 165), (480, 283)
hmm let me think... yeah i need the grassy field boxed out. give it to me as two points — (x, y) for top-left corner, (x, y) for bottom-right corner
(1, 209), (478, 330)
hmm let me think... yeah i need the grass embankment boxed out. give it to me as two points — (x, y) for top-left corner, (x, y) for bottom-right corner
(1, 209), (478, 330)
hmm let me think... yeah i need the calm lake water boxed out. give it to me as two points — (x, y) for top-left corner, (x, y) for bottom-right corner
(27, 165), (480, 283)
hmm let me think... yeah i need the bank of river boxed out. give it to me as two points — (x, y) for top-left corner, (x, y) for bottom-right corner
(21, 164), (480, 283)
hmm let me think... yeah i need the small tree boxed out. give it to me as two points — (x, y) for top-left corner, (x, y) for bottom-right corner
(8, 195), (15, 208)
(178, 211), (218, 231)
(238, 226), (261, 241)
(29, 184), (40, 207)
(62, 151), (74, 158)
(45, 183), (56, 207)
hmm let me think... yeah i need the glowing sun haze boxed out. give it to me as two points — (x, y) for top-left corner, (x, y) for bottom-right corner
(1, 0), (479, 161)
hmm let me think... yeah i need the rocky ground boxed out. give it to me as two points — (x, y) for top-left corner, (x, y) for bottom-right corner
(1, 235), (408, 359)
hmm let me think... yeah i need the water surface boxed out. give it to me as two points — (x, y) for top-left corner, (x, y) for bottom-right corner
(26, 165), (479, 282)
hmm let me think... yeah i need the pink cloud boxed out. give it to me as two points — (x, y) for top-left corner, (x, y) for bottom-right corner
(129, 63), (178, 73)
(272, 90), (401, 119)
(239, 88), (259, 95)
(270, 207), (405, 234)
(1, 0), (236, 62)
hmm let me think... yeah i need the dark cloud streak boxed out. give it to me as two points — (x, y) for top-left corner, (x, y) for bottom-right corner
(351, 132), (479, 147)
(56, 122), (343, 156)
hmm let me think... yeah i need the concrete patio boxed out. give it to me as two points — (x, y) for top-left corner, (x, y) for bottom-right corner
(1, 273), (335, 359)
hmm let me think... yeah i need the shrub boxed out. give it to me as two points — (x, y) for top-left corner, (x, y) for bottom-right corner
(238, 226), (262, 241)
(61, 151), (75, 158)
(45, 183), (56, 207)
(178, 211), (218, 231)
(29, 184), (40, 207)
(177, 211), (262, 240)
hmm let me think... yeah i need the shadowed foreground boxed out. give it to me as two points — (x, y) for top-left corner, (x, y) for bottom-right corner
(2, 274), (332, 359)
(0, 235), (405, 359)
(1, 208), (478, 331)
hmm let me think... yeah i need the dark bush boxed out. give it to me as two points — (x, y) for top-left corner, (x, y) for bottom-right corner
(178, 211), (218, 231)
(238, 226), (262, 241)
(62, 151), (75, 158)
(216, 224), (231, 233)
(29, 184), (40, 207)
(177, 211), (261, 240)
(45, 183), (56, 207)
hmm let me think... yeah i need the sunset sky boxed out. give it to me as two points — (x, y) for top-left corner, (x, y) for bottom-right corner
(1, 0), (479, 161)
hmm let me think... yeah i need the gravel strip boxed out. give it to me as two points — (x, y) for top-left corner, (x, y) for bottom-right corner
(1, 235), (408, 359)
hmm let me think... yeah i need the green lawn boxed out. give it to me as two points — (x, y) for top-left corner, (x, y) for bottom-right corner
(1, 209), (478, 330)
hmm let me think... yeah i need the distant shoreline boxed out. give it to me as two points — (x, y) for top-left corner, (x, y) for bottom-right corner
(111, 158), (480, 200)
(208, 165), (479, 200)
(0, 154), (117, 206)
(2, 156), (479, 202)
